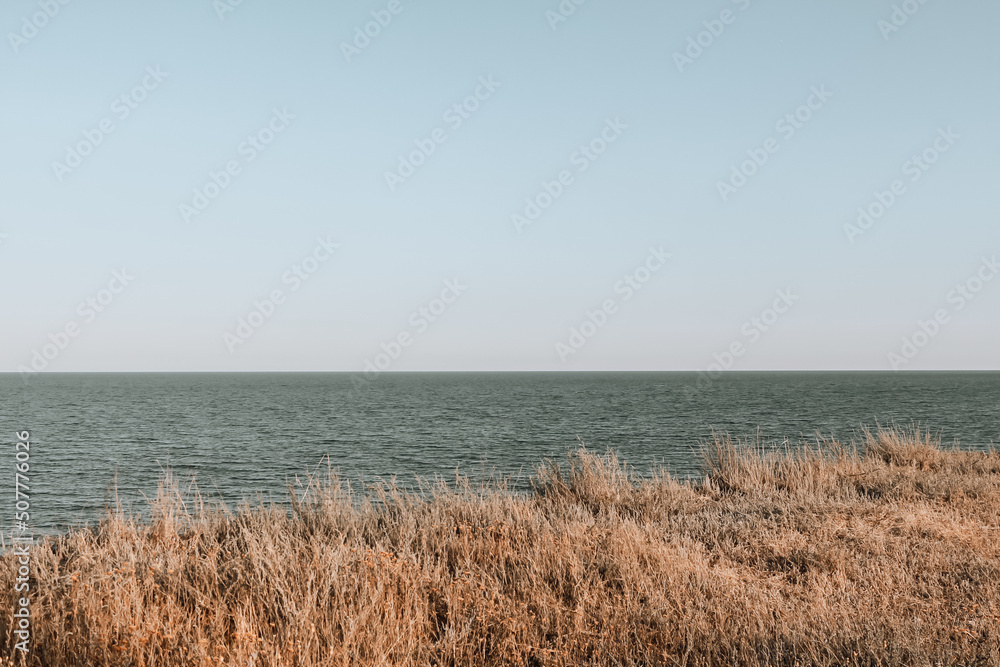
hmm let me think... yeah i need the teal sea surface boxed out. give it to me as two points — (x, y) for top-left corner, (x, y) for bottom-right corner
(2, 372), (998, 533)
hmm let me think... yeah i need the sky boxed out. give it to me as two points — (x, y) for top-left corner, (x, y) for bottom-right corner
(2, 0), (998, 373)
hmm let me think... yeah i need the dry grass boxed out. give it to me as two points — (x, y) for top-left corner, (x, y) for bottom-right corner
(3, 426), (1000, 666)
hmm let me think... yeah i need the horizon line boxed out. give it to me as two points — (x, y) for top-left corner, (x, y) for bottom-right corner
(5, 369), (1000, 375)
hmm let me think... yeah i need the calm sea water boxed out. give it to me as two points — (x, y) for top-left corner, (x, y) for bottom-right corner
(2, 372), (998, 534)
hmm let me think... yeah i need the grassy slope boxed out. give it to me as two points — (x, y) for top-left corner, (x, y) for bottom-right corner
(2, 427), (999, 666)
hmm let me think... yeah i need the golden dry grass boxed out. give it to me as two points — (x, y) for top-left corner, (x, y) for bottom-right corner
(2, 426), (1000, 666)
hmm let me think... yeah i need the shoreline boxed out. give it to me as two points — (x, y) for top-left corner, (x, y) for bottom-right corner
(3, 427), (999, 665)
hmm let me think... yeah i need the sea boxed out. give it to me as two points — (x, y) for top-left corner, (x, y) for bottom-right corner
(2, 372), (998, 534)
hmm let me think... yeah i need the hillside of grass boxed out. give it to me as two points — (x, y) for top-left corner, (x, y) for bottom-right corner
(2, 427), (999, 666)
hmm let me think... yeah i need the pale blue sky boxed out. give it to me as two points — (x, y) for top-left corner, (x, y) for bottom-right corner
(2, 0), (998, 372)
